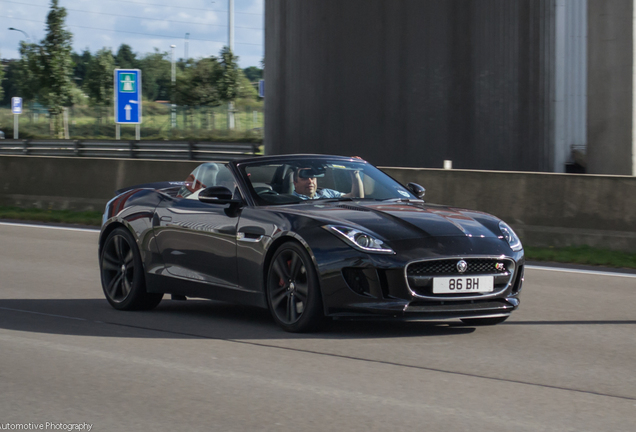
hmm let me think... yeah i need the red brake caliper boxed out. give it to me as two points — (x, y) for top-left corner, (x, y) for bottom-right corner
(279, 259), (292, 287)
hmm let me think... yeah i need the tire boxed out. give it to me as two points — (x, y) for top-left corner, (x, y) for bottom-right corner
(460, 316), (509, 326)
(266, 241), (324, 332)
(100, 227), (163, 311)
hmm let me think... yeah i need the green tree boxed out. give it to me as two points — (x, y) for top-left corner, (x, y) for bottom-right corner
(0, 54), (4, 103)
(237, 72), (258, 100)
(84, 48), (115, 124)
(115, 44), (138, 69)
(175, 57), (220, 107)
(175, 57), (222, 130)
(17, 41), (42, 103)
(38, 0), (75, 137)
(1, 60), (21, 106)
(216, 46), (240, 103)
(138, 49), (171, 101)
(242, 66), (262, 82)
(216, 47), (241, 130)
(72, 48), (92, 87)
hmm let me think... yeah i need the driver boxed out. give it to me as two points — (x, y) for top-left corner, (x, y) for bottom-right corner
(292, 167), (364, 200)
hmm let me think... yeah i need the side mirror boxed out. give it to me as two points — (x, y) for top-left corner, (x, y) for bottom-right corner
(198, 186), (241, 205)
(406, 182), (426, 199)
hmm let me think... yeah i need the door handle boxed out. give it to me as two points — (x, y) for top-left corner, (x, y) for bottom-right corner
(237, 226), (266, 242)
(237, 232), (263, 242)
(160, 216), (172, 222)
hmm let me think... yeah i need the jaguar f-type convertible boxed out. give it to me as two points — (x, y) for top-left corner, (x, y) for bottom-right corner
(99, 154), (524, 332)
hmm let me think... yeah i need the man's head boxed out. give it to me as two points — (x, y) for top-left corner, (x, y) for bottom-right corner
(293, 168), (318, 198)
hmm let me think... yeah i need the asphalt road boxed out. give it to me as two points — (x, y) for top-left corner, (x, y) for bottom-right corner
(0, 222), (634, 432)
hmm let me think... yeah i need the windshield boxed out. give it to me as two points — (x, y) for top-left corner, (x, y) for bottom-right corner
(239, 158), (417, 205)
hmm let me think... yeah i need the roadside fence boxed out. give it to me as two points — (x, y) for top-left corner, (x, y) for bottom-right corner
(0, 139), (260, 161)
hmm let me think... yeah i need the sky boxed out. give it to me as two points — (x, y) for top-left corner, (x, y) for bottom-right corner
(0, 0), (264, 68)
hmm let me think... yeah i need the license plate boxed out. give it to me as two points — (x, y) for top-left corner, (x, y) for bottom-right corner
(432, 276), (494, 294)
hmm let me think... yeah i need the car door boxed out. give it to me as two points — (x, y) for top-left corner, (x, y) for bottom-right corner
(153, 193), (240, 289)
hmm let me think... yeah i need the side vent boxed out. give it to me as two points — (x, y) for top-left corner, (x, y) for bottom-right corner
(512, 265), (524, 294)
(342, 268), (372, 296)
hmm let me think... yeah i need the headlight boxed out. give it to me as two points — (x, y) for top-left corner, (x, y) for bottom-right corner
(498, 221), (522, 251)
(323, 225), (394, 254)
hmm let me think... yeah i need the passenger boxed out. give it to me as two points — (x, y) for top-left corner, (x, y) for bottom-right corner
(292, 166), (364, 200)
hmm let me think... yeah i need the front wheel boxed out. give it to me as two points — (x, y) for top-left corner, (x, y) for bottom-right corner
(266, 241), (324, 332)
(460, 316), (509, 326)
(100, 227), (163, 310)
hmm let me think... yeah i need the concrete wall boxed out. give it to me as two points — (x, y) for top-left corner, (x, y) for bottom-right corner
(1, 155), (635, 252)
(265, 0), (558, 172)
(0, 156), (201, 212)
(586, 0), (635, 175)
(383, 166), (636, 252)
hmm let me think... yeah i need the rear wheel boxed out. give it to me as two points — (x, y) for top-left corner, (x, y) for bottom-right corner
(100, 227), (163, 310)
(460, 316), (509, 326)
(266, 242), (324, 332)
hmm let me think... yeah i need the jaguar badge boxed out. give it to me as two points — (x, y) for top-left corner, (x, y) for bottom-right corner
(456, 260), (468, 273)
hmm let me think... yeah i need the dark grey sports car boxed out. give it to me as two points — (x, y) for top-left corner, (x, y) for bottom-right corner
(99, 154), (524, 332)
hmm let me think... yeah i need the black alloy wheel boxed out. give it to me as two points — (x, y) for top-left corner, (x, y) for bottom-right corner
(460, 316), (509, 326)
(266, 241), (324, 332)
(100, 227), (163, 310)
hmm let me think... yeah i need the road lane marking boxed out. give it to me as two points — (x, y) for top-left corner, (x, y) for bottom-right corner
(0, 221), (99, 233)
(526, 265), (636, 279)
(1, 222), (635, 278)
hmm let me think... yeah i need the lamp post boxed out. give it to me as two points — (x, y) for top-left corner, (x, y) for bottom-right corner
(170, 44), (176, 130)
(227, 0), (235, 130)
(229, 0), (234, 51)
(8, 27), (30, 42)
(184, 33), (190, 61)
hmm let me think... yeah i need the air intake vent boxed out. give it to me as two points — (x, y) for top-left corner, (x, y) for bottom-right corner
(342, 268), (371, 296)
(336, 205), (371, 212)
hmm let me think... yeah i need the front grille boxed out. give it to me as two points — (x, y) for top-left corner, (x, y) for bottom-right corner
(407, 259), (507, 276)
(406, 258), (515, 298)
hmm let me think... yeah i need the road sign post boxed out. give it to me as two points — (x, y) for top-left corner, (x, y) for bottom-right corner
(11, 97), (22, 139)
(114, 69), (142, 140)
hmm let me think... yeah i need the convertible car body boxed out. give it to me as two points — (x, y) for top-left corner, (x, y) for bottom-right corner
(99, 154), (524, 332)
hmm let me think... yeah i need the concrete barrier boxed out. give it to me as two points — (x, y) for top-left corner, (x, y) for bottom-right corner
(1, 155), (635, 252)
(382, 167), (636, 252)
(0, 155), (200, 212)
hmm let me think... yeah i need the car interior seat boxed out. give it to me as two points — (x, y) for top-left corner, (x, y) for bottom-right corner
(178, 162), (220, 198)
(194, 163), (220, 188)
(282, 167), (295, 194)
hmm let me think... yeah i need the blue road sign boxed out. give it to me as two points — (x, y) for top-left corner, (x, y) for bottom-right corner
(114, 69), (142, 124)
(258, 79), (265, 98)
(11, 97), (23, 114)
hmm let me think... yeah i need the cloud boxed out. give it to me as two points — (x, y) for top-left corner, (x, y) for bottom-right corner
(0, 0), (264, 67)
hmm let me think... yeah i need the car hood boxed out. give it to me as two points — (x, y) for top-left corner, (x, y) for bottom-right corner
(275, 200), (503, 241)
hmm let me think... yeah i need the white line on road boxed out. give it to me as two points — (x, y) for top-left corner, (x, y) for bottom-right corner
(526, 265), (636, 279)
(2, 221), (635, 278)
(0, 221), (99, 233)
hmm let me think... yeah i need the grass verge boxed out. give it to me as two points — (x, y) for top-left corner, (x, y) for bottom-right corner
(525, 246), (636, 270)
(1, 206), (635, 270)
(0, 206), (102, 226)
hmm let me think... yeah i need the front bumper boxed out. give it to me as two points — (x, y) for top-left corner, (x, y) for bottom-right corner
(314, 235), (525, 320)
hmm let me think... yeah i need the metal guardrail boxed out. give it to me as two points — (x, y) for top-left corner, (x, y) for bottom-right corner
(0, 140), (261, 161)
